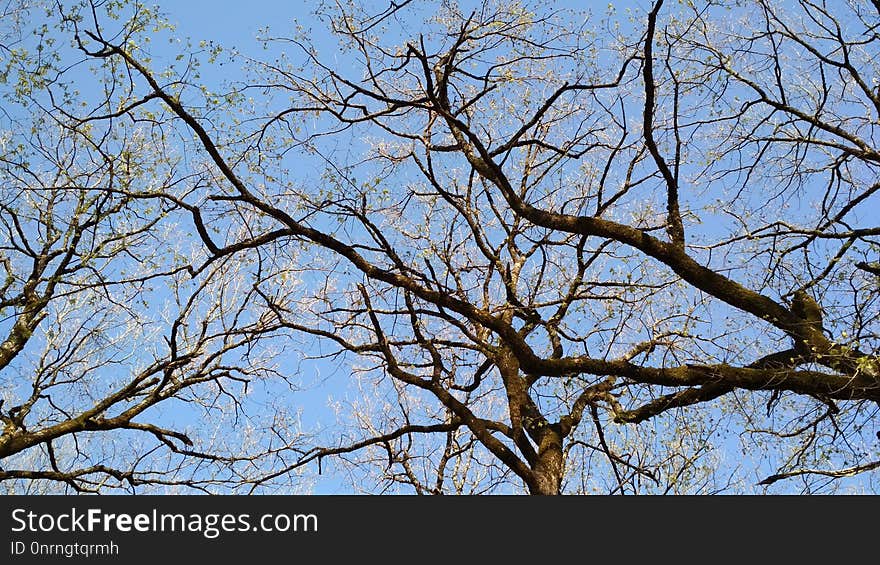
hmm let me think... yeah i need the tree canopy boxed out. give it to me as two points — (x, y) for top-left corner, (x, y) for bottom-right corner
(1, 0), (878, 494)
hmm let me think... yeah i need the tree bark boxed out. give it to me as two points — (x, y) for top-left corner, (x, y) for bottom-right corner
(530, 425), (564, 495)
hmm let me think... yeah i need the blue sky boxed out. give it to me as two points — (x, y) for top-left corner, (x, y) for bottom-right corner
(139, 0), (879, 494)
(5, 0), (874, 494)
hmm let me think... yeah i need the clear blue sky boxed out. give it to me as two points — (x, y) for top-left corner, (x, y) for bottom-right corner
(76, 0), (875, 494)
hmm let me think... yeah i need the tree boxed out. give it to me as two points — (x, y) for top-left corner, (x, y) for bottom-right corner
(0, 1), (309, 493)
(1, 0), (878, 494)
